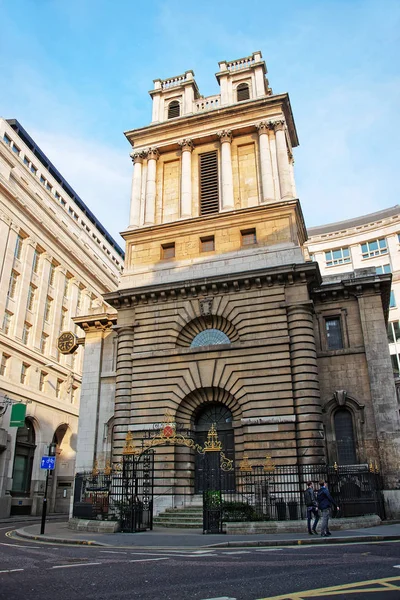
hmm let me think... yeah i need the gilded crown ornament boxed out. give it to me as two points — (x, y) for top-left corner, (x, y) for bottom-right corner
(204, 423), (222, 452)
(239, 454), (252, 472)
(263, 455), (276, 473)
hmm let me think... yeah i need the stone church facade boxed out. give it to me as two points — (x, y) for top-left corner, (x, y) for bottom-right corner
(74, 52), (400, 517)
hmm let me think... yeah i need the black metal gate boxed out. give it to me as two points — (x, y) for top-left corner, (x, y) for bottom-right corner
(109, 451), (155, 533)
(203, 450), (223, 534)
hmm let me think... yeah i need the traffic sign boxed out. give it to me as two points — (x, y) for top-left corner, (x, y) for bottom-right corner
(41, 456), (56, 470)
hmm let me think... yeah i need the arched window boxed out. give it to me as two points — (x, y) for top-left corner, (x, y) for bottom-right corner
(11, 418), (36, 496)
(190, 328), (230, 348)
(168, 100), (180, 119)
(237, 83), (250, 102)
(334, 409), (356, 465)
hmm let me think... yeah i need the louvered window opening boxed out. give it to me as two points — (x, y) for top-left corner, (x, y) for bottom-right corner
(199, 151), (219, 216)
(237, 83), (250, 102)
(168, 101), (180, 119)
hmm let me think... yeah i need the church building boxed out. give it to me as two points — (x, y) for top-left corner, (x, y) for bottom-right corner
(73, 52), (400, 518)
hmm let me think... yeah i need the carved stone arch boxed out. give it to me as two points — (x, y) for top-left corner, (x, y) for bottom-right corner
(322, 390), (365, 424)
(175, 387), (243, 426)
(176, 315), (240, 348)
(322, 390), (365, 465)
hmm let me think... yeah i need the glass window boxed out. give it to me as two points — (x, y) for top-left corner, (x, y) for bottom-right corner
(325, 247), (351, 267)
(361, 238), (388, 259)
(45, 181), (52, 192)
(14, 235), (23, 260)
(390, 291), (396, 308)
(2, 310), (13, 335)
(241, 228), (257, 246)
(376, 264), (391, 274)
(325, 317), (343, 350)
(191, 329), (231, 348)
(27, 285), (36, 311)
(30, 164), (37, 175)
(3, 133), (11, 146)
(0, 354), (10, 376)
(44, 297), (52, 322)
(39, 371), (47, 391)
(391, 353), (400, 376)
(334, 409), (357, 465)
(48, 263), (55, 286)
(200, 236), (215, 252)
(23, 156), (30, 166)
(12, 144), (20, 155)
(8, 270), (18, 299)
(32, 250), (40, 274)
(20, 363), (29, 385)
(161, 243), (175, 259)
(40, 175), (46, 185)
(22, 322), (31, 345)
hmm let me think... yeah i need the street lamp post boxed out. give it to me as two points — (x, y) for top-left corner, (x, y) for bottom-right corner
(40, 441), (57, 535)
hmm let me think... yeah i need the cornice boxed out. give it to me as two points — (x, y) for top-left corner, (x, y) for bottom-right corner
(124, 94), (299, 149)
(73, 312), (117, 333)
(105, 262), (321, 308)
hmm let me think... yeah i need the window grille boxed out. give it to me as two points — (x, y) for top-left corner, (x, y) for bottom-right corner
(168, 100), (180, 119)
(200, 236), (215, 252)
(199, 151), (219, 215)
(237, 83), (250, 102)
(191, 329), (230, 347)
(334, 409), (357, 465)
(241, 228), (257, 246)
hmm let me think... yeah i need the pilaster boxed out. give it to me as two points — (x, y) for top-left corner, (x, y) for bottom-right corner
(144, 148), (159, 226)
(218, 130), (234, 211)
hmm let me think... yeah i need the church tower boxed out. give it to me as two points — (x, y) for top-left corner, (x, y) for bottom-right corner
(105, 51), (326, 507)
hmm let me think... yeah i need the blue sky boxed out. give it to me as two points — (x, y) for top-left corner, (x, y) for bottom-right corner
(1, 0), (399, 246)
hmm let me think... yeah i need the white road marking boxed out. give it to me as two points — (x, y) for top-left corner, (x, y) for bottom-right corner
(193, 550), (216, 554)
(221, 550), (250, 554)
(255, 548), (284, 552)
(0, 569), (24, 574)
(129, 557), (170, 563)
(0, 542), (40, 548)
(100, 550), (127, 554)
(393, 565), (400, 568)
(130, 551), (195, 558)
(52, 562), (102, 569)
(200, 597), (237, 600)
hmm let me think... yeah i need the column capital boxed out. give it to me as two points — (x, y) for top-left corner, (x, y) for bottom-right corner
(25, 237), (38, 248)
(256, 121), (269, 134)
(178, 139), (194, 152)
(55, 265), (67, 275)
(271, 119), (285, 132)
(218, 130), (232, 144)
(130, 151), (145, 164)
(146, 147), (159, 160)
(41, 252), (53, 263)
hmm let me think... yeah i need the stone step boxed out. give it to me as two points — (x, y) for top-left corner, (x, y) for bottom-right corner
(154, 514), (203, 522)
(153, 521), (203, 528)
(162, 508), (203, 514)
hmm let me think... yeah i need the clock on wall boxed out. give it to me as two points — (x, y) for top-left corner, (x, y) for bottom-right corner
(57, 331), (78, 355)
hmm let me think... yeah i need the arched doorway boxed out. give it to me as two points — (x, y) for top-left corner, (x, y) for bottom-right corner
(11, 418), (36, 514)
(334, 408), (357, 465)
(193, 403), (234, 492)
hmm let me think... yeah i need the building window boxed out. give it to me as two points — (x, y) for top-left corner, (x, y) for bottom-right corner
(390, 291), (396, 308)
(11, 418), (36, 496)
(60, 308), (68, 330)
(391, 353), (400, 376)
(22, 322), (31, 345)
(3, 133), (11, 146)
(56, 378), (63, 399)
(161, 243), (175, 259)
(23, 156), (30, 166)
(388, 321), (400, 344)
(40, 175), (46, 185)
(376, 264), (391, 274)
(76, 288), (82, 309)
(44, 297), (52, 322)
(237, 82), (250, 102)
(45, 181), (52, 192)
(30, 164), (37, 175)
(241, 228), (257, 246)
(200, 236), (215, 252)
(361, 238), (388, 259)
(48, 263), (55, 286)
(325, 247), (351, 267)
(334, 409), (357, 465)
(27, 285), (36, 311)
(20, 363), (29, 385)
(190, 329), (231, 348)
(0, 354), (10, 376)
(32, 250), (40, 274)
(167, 100), (180, 119)
(63, 276), (70, 298)
(40, 333), (48, 354)
(12, 144), (20, 155)
(325, 317), (343, 350)
(2, 310), (13, 335)
(39, 371), (47, 392)
(8, 270), (19, 299)
(14, 235), (23, 260)
(199, 150), (219, 216)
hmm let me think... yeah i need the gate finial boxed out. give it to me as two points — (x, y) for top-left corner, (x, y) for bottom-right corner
(263, 455), (275, 473)
(123, 431), (138, 455)
(204, 423), (222, 452)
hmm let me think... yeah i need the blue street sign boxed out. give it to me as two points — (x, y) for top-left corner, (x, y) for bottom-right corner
(41, 456), (56, 470)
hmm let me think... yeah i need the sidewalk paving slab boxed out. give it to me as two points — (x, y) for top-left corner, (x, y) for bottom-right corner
(10, 521), (400, 549)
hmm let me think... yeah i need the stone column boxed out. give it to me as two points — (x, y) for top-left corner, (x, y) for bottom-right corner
(218, 130), (235, 210)
(48, 266), (66, 360)
(287, 302), (325, 465)
(144, 147), (159, 226)
(113, 325), (135, 462)
(129, 152), (144, 228)
(274, 120), (293, 200)
(257, 122), (275, 202)
(179, 139), (194, 218)
(357, 293), (400, 489)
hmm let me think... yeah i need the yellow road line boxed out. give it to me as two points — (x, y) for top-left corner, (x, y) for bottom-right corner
(257, 576), (400, 599)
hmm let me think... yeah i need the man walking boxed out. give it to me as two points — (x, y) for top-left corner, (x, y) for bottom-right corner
(304, 481), (319, 535)
(317, 480), (339, 537)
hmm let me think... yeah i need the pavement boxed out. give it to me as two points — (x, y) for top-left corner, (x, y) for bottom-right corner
(7, 520), (400, 549)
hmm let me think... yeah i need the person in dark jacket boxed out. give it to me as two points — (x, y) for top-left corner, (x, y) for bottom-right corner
(304, 481), (319, 535)
(317, 481), (339, 537)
